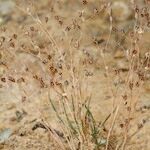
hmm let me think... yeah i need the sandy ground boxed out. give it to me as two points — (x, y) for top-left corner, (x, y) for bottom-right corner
(0, 0), (150, 149)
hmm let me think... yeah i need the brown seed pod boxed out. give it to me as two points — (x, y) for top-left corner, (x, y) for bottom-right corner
(120, 123), (124, 128)
(10, 42), (15, 48)
(0, 36), (5, 42)
(137, 123), (143, 129)
(17, 77), (25, 83)
(50, 81), (54, 86)
(1, 77), (6, 82)
(82, 0), (88, 5)
(132, 49), (137, 55)
(129, 82), (133, 90)
(112, 27), (118, 32)
(39, 78), (45, 88)
(141, 13), (144, 17)
(59, 20), (63, 25)
(136, 82), (140, 87)
(50, 66), (58, 75)
(22, 96), (26, 102)
(30, 26), (35, 31)
(8, 76), (15, 82)
(65, 26), (71, 31)
(135, 7), (139, 13)
(13, 34), (17, 39)
(122, 95), (127, 100)
(33, 75), (39, 80)
(48, 55), (52, 60)
(45, 17), (49, 23)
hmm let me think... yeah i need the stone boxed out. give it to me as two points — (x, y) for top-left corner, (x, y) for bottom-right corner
(136, 98), (150, 112)
(0, 1), (15, 17)
(144, 80), (150, 92)
(0, 128), (12, 143)
(0, 65), (6, 77)
(0, 0), (15, 24)
(114, 50), (125, 59)
(112, 1), (132, 22)
(116, 60), (129, 71)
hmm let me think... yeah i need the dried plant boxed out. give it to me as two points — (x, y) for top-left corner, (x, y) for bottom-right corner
(0, 0), (149, 150)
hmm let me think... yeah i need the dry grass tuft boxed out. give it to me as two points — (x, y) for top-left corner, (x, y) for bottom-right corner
(0, 0), (149, 150)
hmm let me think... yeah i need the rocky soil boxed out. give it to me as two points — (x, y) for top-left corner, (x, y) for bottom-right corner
(0, 0), (150, 150)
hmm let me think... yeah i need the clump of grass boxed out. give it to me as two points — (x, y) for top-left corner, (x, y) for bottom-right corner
(0, 0), (149, 150)
(48, 74), (118, 150)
